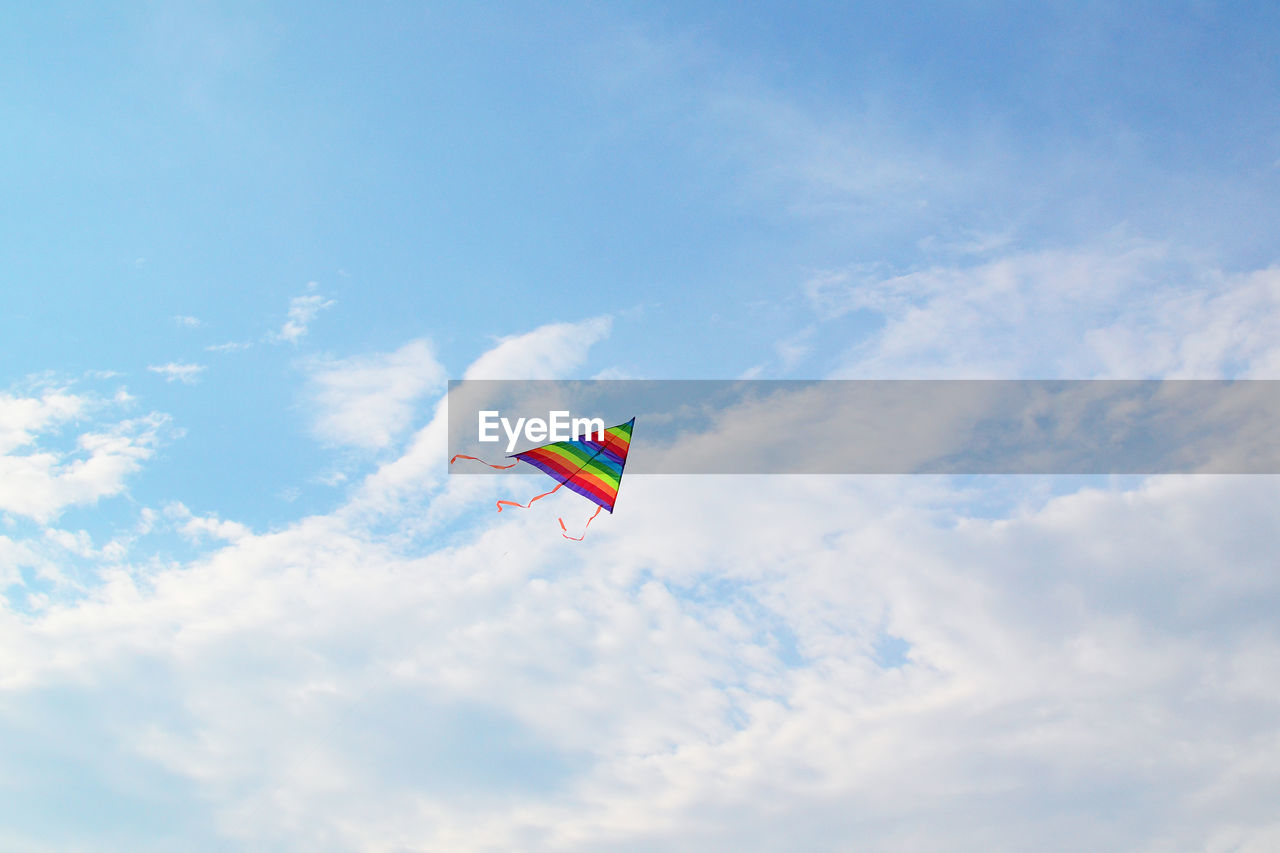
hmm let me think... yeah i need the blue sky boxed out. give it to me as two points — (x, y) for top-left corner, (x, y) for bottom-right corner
(6, 0), (1280, 525)
(4, 3), (1280, 850)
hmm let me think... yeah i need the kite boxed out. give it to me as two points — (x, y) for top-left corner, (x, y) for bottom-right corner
(450, 417), (634, 540)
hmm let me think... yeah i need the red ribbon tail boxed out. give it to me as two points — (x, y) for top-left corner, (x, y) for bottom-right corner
(450, 454), (517, 470)
(496, 481), (563, 512)
(560, 505), (603, 541)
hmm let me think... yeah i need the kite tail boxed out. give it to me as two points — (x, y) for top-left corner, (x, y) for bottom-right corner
(559, 505), (603, 541)
(449, 454), (518, 470)
(496, 481), (563, 512)
(450, 453), (551, 512)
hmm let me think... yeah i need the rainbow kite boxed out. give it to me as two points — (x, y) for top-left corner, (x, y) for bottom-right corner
(450, 418), (634, 540)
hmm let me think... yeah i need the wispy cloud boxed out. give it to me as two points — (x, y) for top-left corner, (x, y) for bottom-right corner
(464, 316), (612, 379)
(147, 362), (206, 384)
(314, 470), (348, 487)
(813, 242), (1280, 379)
(172, 315), (202, 328)
(3, 317), (1280, 849)
(165, 501), (251, 543)
(0, 389), (84, 454)
(3, 397), (1279, 850)
(0, 390), (167, 522)
(354, 316), (615, 511)
(305, 339), (445, 451)
(272, 284), (335, 344)
(205, 340), (252, 353)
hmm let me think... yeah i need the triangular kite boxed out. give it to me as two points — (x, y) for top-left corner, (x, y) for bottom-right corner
(450, 418), (634, 540)
(509, 417), (633, 514)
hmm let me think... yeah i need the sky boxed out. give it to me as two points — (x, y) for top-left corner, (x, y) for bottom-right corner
(3, 2), (1280, 850)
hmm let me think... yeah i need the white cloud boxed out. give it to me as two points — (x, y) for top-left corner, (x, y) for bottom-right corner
(165, 501), (252, 543)
(0, 534), (41, 589)
(3, 325), (1280, 850)
(0, 413), (168, 523)
(205, 341), (252, 353)
(0, 389), (84, 455)
(305, 339), (445, 451)
(148, 362), (206, 384)
(816, 242), (1280, 379)
(464, 316), (612, 380)
(5, 465), (1280, 850)
(350, 317), (615, 515)
(173, 315), (202, 328)
(0, 389), (167, 524)
(272, 285), (335, 344)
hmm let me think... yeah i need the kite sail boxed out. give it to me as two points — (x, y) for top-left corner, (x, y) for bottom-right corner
(450, 417), (634, 540)
(509, 417), (633, 513)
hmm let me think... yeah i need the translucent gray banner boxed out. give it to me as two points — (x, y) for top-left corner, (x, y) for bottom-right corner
(446, 380), (1280, 474)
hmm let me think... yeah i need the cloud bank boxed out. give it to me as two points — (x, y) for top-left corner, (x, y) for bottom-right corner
(2, 312), (1279, 850)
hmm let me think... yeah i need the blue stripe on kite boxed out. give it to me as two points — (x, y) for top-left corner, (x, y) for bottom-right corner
(572, 440), (625, 468)
(578, 441), (625, 467)
(527, 442), (623, 477)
